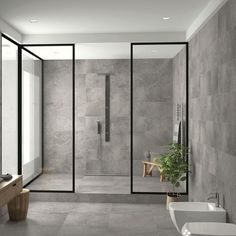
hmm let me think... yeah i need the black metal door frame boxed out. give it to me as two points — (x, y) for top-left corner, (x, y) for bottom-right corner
(21, 43), (75, 193)
(130, 42), (189, 195)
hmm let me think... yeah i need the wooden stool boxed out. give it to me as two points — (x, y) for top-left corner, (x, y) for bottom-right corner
(142, 161), (165, 182)
(7, 188), (29, 221)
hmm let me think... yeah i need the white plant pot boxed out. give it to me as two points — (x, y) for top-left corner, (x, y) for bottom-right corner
(166, 193), (180, 210)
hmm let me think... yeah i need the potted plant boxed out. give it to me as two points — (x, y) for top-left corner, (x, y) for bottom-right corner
(159, 143), (190, 209)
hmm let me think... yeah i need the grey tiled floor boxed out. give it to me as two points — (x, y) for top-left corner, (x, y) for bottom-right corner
(0, 202), (179, 236)
(28, 174), (185, 193)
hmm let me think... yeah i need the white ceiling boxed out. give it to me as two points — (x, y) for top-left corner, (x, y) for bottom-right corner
(25, 46), (74, 60)
(76, 43), (129, 59)
(24, 43), (185, 60)
(0, 0), (210, 34)
(133, 44), (185, 59)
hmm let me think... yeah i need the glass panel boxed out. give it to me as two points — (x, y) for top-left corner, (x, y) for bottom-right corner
(24, 45), (73, 191)
(1, 36), (18, 175)
(22, 50), (42, 185)
(74, 43), (130, 194)
(132, 44), (187, 193)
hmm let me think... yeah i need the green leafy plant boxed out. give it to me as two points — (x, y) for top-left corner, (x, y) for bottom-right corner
(159, 143), (190, 195)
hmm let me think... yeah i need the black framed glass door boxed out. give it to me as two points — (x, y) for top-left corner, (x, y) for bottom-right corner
(20, 47), (43, 187)
(131, 42), (189, 195)
(20, 44), (75, 192)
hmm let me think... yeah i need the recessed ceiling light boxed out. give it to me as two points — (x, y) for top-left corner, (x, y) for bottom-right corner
(29, 19), (38, 23)
(152, 50), (158, 53)
(162, 17), (170, 20)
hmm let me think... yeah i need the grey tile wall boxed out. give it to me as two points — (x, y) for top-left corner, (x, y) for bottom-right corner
(44, 58), (175, 177)
(173, 47), (187, 191)
(173, 47), (186, 131)
(189, 0), (236, 223)
(133, 59), (173, 175)
(75, 59), (130, 176)
(42, 59), (131, 176)
(43, 60), (73, 174)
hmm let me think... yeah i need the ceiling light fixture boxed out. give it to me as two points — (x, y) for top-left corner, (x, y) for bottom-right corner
(162, 17), (170, 20)
(29, 19), (38, 23)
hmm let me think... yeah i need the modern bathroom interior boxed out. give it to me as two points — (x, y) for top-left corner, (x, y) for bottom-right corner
(1, 0), (236, 236)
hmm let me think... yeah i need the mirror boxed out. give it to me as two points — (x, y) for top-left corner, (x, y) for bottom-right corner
(131, 43), (188, 194)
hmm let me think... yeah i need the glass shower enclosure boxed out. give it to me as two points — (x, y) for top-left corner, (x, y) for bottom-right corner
(21, 48), (43, 185)
(20, 44), (75, 192)
(131, 42), (188, 194)
(2, 38), (189, 195)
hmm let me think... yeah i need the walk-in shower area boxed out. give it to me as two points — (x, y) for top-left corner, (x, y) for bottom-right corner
(74, 54), (131, 194)
(1, 37), (187, 195)
(27, 43), (131, 193)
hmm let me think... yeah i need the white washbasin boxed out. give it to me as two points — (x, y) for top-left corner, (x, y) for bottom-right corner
(169, 202), (226, 233)
(182, 222), (236, 236)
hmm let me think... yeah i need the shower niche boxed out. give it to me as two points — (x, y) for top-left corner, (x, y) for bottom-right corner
(131, 43), (188, 194)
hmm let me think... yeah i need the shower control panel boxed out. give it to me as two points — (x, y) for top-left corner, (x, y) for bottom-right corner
(97, 120), (102, 134)
(105, 74), (110, 142)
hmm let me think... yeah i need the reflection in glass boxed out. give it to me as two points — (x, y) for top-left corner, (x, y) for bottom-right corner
(132, 44), (187, 193)
(24, 45), (73, 191)
(22, 50), (42, 185)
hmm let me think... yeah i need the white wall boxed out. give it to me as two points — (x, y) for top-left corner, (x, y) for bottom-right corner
(2, 37), (18, 174)
(0, 18), (22, 43)
(22, 32), (186, 44)
(0, 21), (21, 173)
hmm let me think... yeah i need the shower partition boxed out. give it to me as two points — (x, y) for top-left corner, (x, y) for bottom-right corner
(20, 44), (75, 192)
(2, 39), (190, 195)
(130, 42), (189, 194)
(1, 36), (77, 193)
(21, 48), (43, 185)
(73, 54), (131, 194)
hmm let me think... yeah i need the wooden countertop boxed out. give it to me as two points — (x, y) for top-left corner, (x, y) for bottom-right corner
(0, 175), (22, 193)
(0, 175), (23, 207)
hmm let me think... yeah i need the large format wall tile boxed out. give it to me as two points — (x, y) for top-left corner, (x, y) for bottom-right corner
(173, 47), (187, 130)
(44, 58), (181, 179)
(132, 59), (173, 176)
(189, 0), (236, 223)
(75, 60), (130, 176)
(43, 60), (73, 174)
